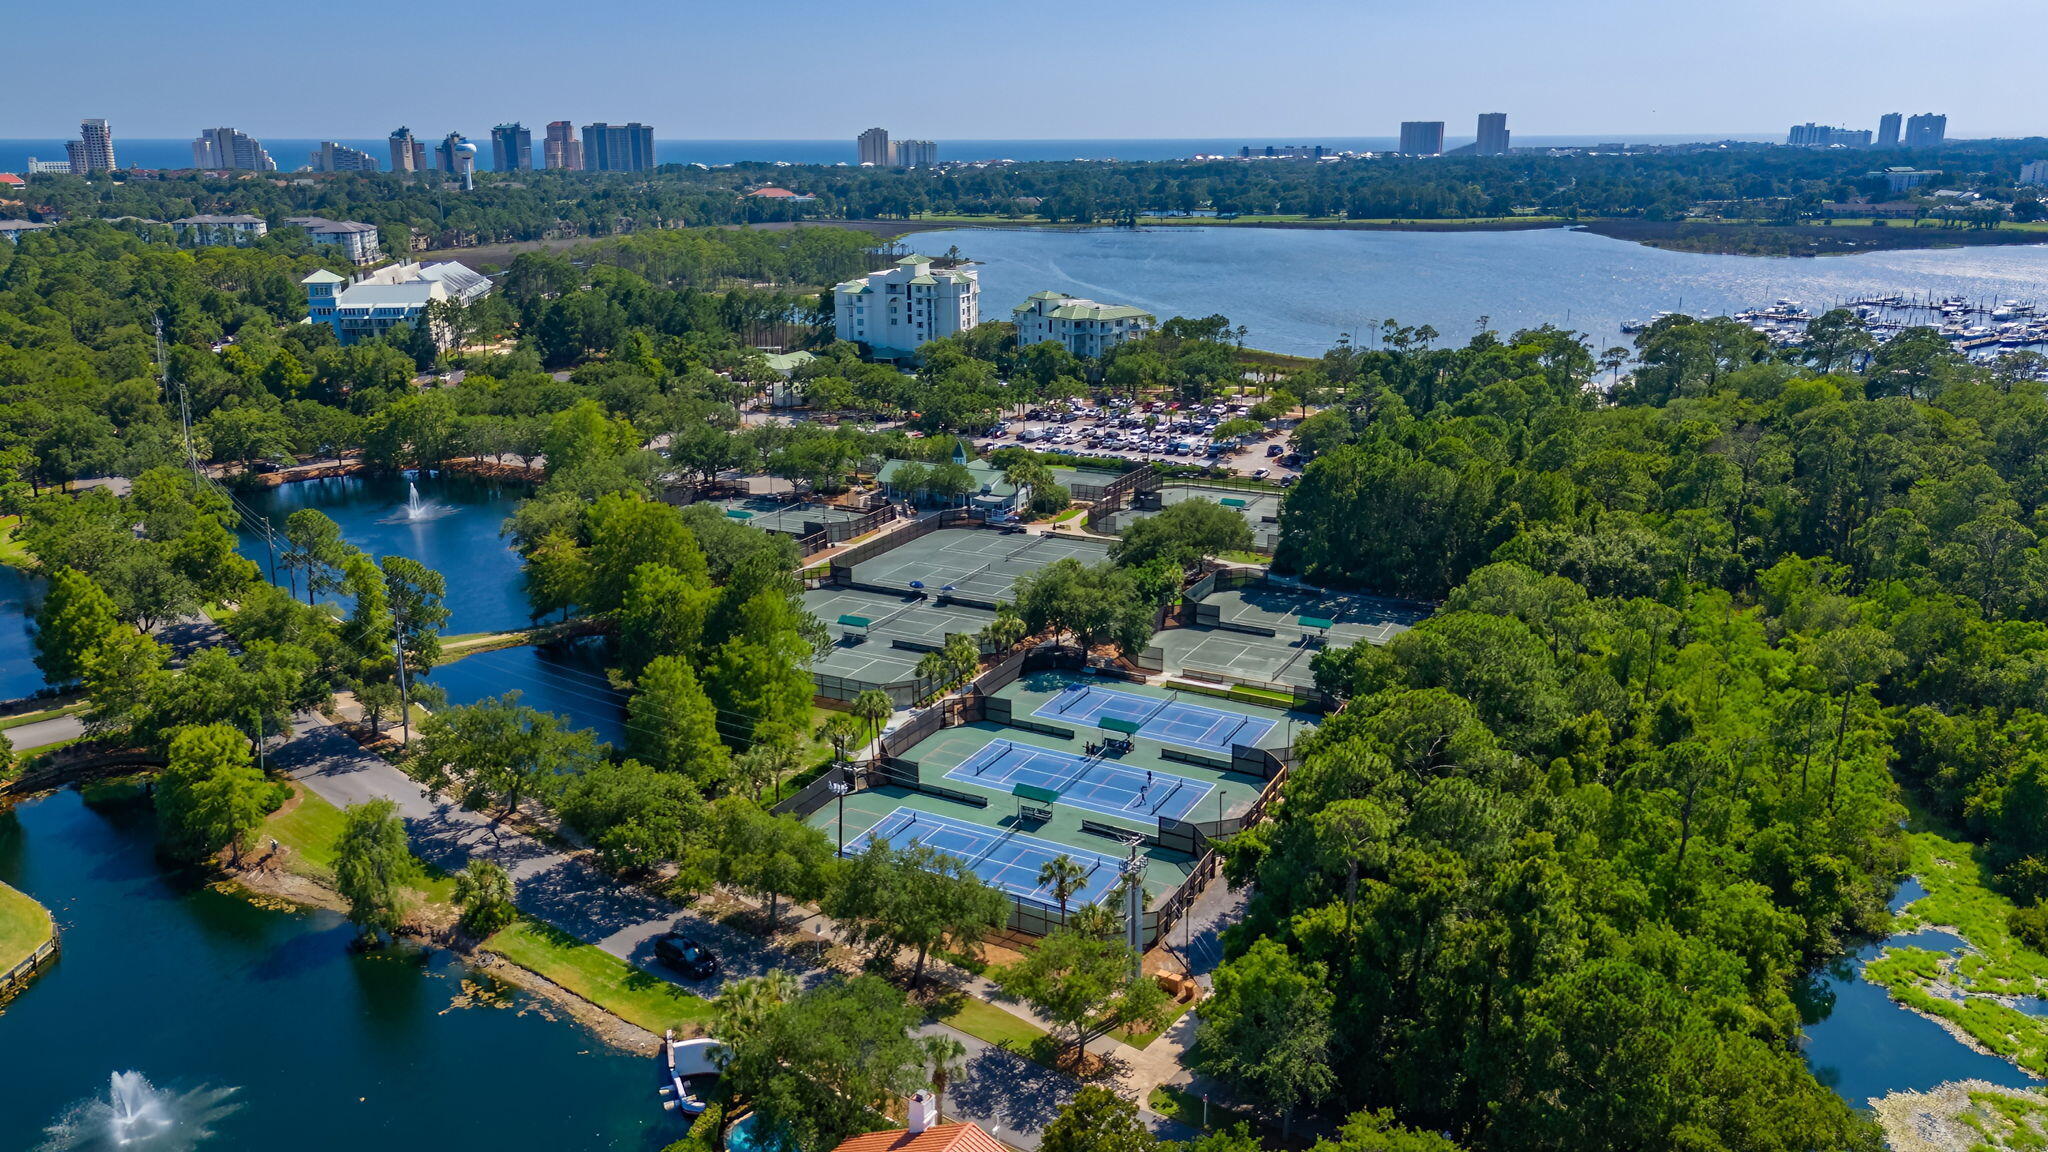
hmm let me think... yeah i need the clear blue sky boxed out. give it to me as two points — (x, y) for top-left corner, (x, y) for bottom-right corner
(8, 0), (2041, 140)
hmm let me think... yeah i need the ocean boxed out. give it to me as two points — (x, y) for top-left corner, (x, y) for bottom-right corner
(0, 134), (1773, 174)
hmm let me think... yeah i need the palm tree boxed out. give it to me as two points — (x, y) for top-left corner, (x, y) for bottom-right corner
(981, 613), (1027, 653)
(942, 632), (981, 684)
(915, 650), (951, 704)
(1038, 853), (1089, 920)
(817, 713), (866, 763)
(853, 689), (892, 745)
(921, 1033), (968, 1120)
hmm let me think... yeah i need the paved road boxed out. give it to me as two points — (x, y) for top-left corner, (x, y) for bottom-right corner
(270, 714), (1194, 1148)
(6, 714), (83, 751)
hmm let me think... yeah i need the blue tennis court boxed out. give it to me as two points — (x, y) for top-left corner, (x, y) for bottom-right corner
(942, 738), (1213, 823)
(847, 807), (1125, 909)
(1033, 684), (1276, 753)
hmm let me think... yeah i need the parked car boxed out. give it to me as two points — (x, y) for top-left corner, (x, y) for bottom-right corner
(654, 933), (720, 979)
(1266, 443), (1285, 457)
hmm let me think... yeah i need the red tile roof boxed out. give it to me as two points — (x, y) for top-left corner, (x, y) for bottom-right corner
(830, 1123), (1008, 1152)
(747, 186), (800, 197)
(0, 174), (25, 186)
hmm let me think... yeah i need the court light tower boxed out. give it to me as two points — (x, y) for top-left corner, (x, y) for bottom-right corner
(830, 776), (852, 854)
(1119, 832), (1147, 979)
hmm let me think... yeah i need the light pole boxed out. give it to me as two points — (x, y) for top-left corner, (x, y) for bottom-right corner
(830, 773), (852, 854)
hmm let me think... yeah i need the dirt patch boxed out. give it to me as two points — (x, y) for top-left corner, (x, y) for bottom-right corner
(1874, 1080), (2048, 1152)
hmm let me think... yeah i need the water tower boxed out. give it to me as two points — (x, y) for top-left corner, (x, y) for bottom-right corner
(455, 141), (479, 190)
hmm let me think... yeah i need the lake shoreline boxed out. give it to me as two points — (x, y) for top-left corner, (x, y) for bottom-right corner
(863, 215), (2048, 259)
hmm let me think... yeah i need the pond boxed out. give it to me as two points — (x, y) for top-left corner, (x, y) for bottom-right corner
(0, 789), (677, 1151)
(1799, 878), (2045, 1107)
(232, 472), (532, 637)
(426, 640), (630, 749)
(918, 224), (2048, 356)
(0, 564), (48, 703)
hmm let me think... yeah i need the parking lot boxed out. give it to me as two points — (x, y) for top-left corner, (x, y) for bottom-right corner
(971, 398), (1306, 482)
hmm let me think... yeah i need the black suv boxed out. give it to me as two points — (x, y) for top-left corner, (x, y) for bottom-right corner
(654, 933), (720, 979)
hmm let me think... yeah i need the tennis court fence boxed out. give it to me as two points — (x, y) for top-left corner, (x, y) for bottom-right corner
(826, 508), (981, 580)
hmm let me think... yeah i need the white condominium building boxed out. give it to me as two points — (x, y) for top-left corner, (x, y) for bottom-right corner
(170, 214), (269, 246)
(833, 255), (980, 357)
(302, 260), (492, 347)
(1013, 291), (1154, 358)
(286, 216), (384, 264)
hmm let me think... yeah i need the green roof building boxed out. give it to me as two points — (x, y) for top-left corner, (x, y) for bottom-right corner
(1013, 291), (1155, 359)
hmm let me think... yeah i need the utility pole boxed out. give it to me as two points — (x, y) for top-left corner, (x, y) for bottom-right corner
(260, 515), (280, 585)
(1121, 833), (1146, 979)
(393, 631), (412, 745)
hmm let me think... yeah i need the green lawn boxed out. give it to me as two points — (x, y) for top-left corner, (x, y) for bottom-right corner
(1114, 995), (1192, 1048)
(1148, 1085), (1254, 1132)
(261, 784), (455, 901)
(483, 918), (715, 1034)
(936, 995), (1051, 1051)
(0, 515), (31, 569)
(0, 880), (55, 973)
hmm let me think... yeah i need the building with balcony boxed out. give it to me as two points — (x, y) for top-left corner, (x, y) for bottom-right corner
(302, 261), (491, 347)
(832, 255), (979, 358)
(171, 214), (269, 246)
(1013, 291), (1154, 358)
(285, 216), (382, 263)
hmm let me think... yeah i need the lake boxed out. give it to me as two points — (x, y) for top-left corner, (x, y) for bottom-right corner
(1, 565), (48, 704)
(232, 472), (531, 636)
(0, 789), (675, 1151)
(917, 224), (2048, 356)
(426, 640), (630, 748)
(1799, 878), (2044, 1106)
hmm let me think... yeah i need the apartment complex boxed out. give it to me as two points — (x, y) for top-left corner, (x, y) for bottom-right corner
(286, 216), (383, 264)
(581, 123), (655, 171)
(1398, 121), (1445, 156)
(191, 127), (276, 171)
(897, 139), (938, 168)
(388, 127), (428, 173)
(491, 123), (533, 172)
(832, 255), (980, 357)
(1474, 113), (1510, 155)
(1013, 292), (1154, 358)
(1877, 113), (1902, 148)
(171, 214), (269, 246)
(543, 121), (583, 170)
(1788, 123), (1871, 147)
(310, 141), (379, 172)
(67, 119), (117, 173)
(1906, 113), (1947, 148)
(302, 261), (492, 346)
(2020, 159), (2048, 187)
(856, 128), (936, 168)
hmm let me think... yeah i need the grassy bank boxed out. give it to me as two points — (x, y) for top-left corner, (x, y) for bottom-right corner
(259, 783), (455, 902)
(1862, 830), (2048, 1075)
(0, 880), (55, 974)
(482, 918), (714, 1034)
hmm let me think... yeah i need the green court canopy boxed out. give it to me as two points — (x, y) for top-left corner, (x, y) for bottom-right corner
(725, 508), (754, 519)
(1013, 782), (1060, 804)
(1298, 615), (1335, 630)
(1101, 716), (1142, 735)
(1219, 497), (1249, 508)
(838, 614), (873, 629)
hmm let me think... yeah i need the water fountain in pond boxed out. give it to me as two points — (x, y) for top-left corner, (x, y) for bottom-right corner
(380, 478), (454, 524)
(37, 1071), (239, 1151)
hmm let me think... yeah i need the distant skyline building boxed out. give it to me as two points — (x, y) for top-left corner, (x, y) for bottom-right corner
(858, 127), (891, 167)
(25, 158), (72, 175)
(66, 118), (116, 173)
(1877, 112), (1902, 148)
(1906, 113), (1947, 148)
(388, 127), (427, 173)
(897, 139), (938, 168)
(580, 122), (655, 171)
(1474, 112), (1510, 155)
(1398, 121), (1445, 156)
(543, 121), (582, 170)
(191, 126), (276, 171)
(310, 141), (379, 172)
(435, 132), (468, 173)
(1787, 123), (1871, 147)
(490, 123), (533, 172)
(2021, 159), (2048, 187)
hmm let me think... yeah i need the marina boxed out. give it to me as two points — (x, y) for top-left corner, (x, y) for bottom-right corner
(1625, 293), (2048, 372)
